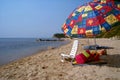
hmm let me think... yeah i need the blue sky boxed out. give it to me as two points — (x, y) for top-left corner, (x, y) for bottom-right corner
(0, 0), (92, 38)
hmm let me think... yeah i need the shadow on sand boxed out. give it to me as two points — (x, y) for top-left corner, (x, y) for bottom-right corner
(87, 54), (120, 68)
(106, 54), (120, 68)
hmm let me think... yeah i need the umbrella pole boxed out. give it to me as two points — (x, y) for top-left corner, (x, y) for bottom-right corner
(94, 36), (96, 46)
(94, 36), (97, 51)
(87, 38), (89, 46)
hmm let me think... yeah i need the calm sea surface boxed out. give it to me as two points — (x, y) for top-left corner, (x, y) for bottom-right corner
(0, 38), (69, 66)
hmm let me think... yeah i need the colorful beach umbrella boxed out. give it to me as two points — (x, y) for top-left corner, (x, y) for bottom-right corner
(62, 0), (120, 38)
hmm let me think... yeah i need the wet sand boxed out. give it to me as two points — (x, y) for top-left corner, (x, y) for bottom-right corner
(0, 38), (120, 80)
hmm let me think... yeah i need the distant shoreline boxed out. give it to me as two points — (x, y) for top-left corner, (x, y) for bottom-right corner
(36, 38), (64, 42)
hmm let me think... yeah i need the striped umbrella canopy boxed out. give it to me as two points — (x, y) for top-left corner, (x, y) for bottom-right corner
(62, 0), (120, 38)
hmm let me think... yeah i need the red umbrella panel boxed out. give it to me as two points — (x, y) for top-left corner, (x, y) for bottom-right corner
(62, 0), (120, 38)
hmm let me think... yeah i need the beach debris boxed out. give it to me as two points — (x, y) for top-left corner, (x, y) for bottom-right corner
(42, 66), (48, 69)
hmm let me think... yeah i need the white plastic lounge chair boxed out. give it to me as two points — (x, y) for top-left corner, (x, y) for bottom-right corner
(61, 40), (78, 62)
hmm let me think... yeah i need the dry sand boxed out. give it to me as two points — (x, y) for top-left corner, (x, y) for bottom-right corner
(0, 38), (120, 80)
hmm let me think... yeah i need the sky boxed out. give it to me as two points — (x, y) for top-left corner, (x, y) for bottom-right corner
(0, 0), (92, 38)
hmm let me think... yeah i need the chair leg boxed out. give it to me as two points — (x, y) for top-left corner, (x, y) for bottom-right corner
(61, 56), (65, 62)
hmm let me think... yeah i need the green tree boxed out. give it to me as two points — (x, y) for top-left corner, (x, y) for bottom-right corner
(53, 33), (66, 38)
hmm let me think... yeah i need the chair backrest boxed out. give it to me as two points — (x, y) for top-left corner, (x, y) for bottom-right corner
(70, 40), (78, 58)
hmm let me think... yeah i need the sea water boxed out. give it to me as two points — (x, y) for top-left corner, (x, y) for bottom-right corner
(0, 38), (69, 66)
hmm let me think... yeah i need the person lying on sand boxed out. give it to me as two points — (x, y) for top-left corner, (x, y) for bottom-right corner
(72, 49), (107, 65)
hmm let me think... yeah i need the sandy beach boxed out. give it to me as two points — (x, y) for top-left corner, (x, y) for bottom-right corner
(0, 38), (120, 80)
